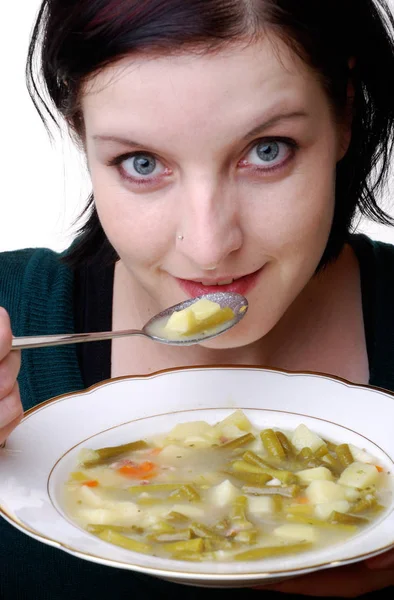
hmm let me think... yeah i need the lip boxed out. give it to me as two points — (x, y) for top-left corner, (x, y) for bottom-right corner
(176, 267), (264, 298)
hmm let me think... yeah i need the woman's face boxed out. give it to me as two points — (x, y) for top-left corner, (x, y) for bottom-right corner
(82, 37), (347, 349)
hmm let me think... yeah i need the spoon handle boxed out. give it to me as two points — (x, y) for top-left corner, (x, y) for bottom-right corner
(12, 329), (146, 350)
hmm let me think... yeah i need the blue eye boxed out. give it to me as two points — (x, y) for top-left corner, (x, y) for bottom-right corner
(108, 149), (172, 189)
(243, 139), (294, 170)
(122, 153), (160, 176)
(256, 141), (280, 162)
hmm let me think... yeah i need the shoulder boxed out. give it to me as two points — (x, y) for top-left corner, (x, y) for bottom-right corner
(351, 233), (394, 392)
(351, 233), (394, 260)
(351, 234), (394, 284)
(351, 233), (394, 311)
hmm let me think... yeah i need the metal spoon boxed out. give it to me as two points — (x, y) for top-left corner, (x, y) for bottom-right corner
(11, 292), (248, 350)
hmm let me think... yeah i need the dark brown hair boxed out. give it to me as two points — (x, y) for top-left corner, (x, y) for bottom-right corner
(26, 0), (394, 267)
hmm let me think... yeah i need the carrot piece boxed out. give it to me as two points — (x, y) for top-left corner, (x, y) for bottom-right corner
(117, 461), (156, 478)
(83, 480), (99, 487)
(149, 447), (162, 456)
(140, 461), (156, 471)
(375, 465), (384, 473)
(295, 496), (309, 504)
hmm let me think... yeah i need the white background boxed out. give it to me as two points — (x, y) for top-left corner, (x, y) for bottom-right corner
(1, 0), (393, 252)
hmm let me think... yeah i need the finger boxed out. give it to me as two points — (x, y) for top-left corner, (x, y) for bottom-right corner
(254, 564), (394, 597)
(366, 549), (394, 570)
(0, 409), (23, 445)
(0, 382), (23, 433)
(0, 307), (13, 360)
(0, 350), (21, 399)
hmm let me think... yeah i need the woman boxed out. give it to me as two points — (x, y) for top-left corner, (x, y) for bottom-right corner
(1, 1), (394, 597)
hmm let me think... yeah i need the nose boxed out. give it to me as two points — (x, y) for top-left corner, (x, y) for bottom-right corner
(176, 181), (243, 270)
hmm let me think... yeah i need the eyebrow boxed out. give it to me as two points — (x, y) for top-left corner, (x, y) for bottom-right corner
(92, 111), (309, 148)
(242, 111), (309, 141)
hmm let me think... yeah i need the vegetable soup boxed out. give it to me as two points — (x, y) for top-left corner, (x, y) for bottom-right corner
(64, 411), (392, 562)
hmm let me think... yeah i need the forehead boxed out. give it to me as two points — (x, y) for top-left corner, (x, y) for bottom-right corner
(82, 37), (324, 136)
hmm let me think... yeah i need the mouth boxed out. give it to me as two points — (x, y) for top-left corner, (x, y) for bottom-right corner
(176, 268), (264, 298)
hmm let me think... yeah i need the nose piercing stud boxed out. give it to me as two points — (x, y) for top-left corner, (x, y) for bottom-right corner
(177, 234), (184, 241)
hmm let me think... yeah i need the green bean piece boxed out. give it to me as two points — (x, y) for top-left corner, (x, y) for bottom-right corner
(328, 511), (368, 525)
(169, 484), (200, 502)
(165, 511), (190, 523)
(243, 451), (298, 484)
(234, 529), (258, 545)
(170, 552), (205, 562)
(97, 529), (152, 554)
(242, 484), (300, 498)
(87, 524), (145, 535)
(225, 470), (273, 485)
(286, 514), (358, 532)
(230, 495), (254, 531)
(275, 431), (295, 458)
(321, 453), (343, 474)
(81, 440), (149, 468)
(242, 451), (277, 469)
(298, 447), (314, 462)
(218, 433), (255, 451)
(296, 447), (320, 468)
(207, 538), (234, 551)
(163, 538), (205, 554)
(231, 460), (270, 474)
(314, 445), (329, 459)
(287, 503), (314, 516)
(190, 522), (224, 541)
(235, 542), (312, 561)
(150, 529), (192, 542)
(335, 444), (354, 467)
(232, 495), (248, 516)
(351, 496), (380, 514)
(128, 483), (181, 494)
(260, 429), (286, 460)
(323, 439), (338, 453)
(69, 471), (90, 482)
(272, 494), (284, 513)
(148, 522), (175, 537)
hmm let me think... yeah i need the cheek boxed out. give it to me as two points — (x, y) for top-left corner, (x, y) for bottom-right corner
(246, 151), (336, 260)
(91, 169), (175, 266)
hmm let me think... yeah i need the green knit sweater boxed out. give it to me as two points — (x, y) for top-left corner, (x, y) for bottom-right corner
(1, 235), (394, 600)
(0, 248), (84, 409)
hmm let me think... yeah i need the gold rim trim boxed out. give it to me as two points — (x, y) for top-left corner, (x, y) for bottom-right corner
(2, 364), (394, 579)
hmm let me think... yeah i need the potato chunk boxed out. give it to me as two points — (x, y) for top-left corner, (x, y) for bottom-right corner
(164, 307), (196, 334)
(247, 496), (275, 516)
(314, 500), (350, 520)
(215, 410), (252, 433)
(209, 480), (240, 508)
(306, 480), (347, 504)
(338, 462), (379, 489)
(291, 424), (325, 453)
(190, 298), (221, 321)
(297, 467), (333, 484)
(164, 299), (234, 336)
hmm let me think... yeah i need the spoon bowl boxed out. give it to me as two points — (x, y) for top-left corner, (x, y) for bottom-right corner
(144, 291), (248, 345)
(11, 292), (248, 350)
